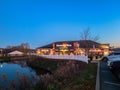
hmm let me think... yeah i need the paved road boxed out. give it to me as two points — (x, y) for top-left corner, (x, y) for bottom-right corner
(100, 61), (120, 90)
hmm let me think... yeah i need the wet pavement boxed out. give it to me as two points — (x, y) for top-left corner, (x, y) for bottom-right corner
(100, 61), (120, 90)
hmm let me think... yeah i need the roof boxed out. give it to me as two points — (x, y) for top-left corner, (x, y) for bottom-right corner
(37, 43), (53, 49)
(79, 40), (101, 48)
(36, 40), (101, 49)
(8, 50), (24, 55)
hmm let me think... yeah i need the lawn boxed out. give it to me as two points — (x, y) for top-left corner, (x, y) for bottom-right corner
(63, 63), (97, 90)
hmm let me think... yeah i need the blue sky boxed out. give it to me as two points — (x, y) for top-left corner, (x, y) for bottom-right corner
(0, 0), (120, 48)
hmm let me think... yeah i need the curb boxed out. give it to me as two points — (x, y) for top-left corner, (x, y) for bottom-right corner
(95, 61), (100, 90)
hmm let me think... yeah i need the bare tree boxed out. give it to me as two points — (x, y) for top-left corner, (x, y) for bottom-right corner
(93, 35), (100, 42)
(80, 28), (100, 56)
(6, 43), (30, 55)
(80, 28), (90, 40)
(80, 28), (99, 41)
(20, 43), (30, 55)
(20, 43), (30, 49)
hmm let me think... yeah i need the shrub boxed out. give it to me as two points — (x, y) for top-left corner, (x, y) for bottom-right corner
(34, 60), (87, 90)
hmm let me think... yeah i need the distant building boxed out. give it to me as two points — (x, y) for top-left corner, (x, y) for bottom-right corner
(36, 40), (110, 56)
(0, 48), (36, 56)
(8, 50), (24, 56)
(0, 48), (12, 56)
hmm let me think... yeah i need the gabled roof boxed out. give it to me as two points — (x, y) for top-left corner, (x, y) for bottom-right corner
(8, 50), (24, 55)
(36, 43), (53, 49)
(79, 40), (101, 48)
(36, 40), (101, 49)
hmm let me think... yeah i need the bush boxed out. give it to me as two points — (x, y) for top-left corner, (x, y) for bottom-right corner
(34, 61), (87, 90)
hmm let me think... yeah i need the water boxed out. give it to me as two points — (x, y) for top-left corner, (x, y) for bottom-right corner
(0, 61), (39, 89)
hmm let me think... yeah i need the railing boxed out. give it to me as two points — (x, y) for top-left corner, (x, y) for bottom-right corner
(37, 54), (88, 63)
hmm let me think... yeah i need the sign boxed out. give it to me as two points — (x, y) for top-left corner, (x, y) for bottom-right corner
(56, 44), (72, 47)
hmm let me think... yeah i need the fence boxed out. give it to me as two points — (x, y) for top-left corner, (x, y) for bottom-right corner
(38, 55), (88, 64)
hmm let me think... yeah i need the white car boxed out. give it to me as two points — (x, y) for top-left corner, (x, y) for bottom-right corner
(107, 57), (120, 67)
(102, 52), (120, 62)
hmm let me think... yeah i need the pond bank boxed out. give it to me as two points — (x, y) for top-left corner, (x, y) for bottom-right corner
(26, 56), (97, 90)
(0, 56), (97, 90)
(0, 56), (31, 62)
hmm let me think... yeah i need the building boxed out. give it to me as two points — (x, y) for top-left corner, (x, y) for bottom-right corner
(8, 50), (24, 56)
(36, 40), (110, 56)
(0, 48), (12, 56)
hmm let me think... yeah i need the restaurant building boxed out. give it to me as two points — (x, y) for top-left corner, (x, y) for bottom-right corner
(36, 40), (110, 56)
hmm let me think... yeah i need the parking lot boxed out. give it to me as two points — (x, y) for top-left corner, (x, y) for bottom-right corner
(100, 61), (120, 90)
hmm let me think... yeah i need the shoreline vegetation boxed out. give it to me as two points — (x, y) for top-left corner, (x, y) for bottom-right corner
(0, 56), (30, 62)
(28, 56), (97, 90)
(0, 55), (97, 90)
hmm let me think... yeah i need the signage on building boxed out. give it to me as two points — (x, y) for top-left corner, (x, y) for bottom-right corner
(56, 44), (72, 47)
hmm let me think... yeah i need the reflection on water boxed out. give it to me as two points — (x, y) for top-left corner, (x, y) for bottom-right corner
(0, 61), (39, 89)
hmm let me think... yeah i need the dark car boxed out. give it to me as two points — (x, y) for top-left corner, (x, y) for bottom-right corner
(110, 61), (120, 79)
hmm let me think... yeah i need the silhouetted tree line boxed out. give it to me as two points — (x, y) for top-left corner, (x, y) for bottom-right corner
(6, 43), (30, 55)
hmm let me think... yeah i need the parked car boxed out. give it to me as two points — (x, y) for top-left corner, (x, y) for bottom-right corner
(107, 57), (120, 67)
(102, 52), (120, 62)
(109, 60), (120, 79)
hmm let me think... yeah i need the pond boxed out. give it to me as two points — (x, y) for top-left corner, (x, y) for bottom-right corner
(0, 61), (40, 89)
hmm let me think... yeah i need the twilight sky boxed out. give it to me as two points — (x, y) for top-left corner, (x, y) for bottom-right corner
(0, 0), (120, 48)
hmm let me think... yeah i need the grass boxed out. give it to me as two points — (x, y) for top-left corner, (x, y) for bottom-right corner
(0, 55), (28, 62)
(63, 63), (97, 90)
(27, 58), (57, 70)
(0, 56), (11, 62)
(27, 56), (71, 73)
